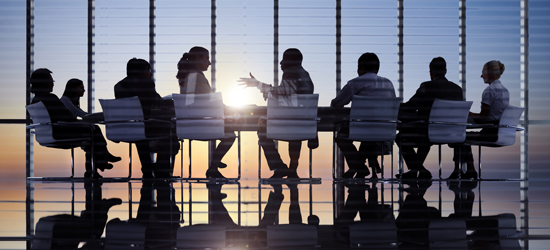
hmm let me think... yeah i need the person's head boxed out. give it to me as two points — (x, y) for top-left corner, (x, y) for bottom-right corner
(481, 60), (505, 84)
(126, 58), (152, 79)
(176, 46), (210, 79)
(62, 78), (85, 105)
(280, 48), (303, 70)
(357, 52), (380, 76)
(30, 68), (54, 94)
(429, 57), (447, 79)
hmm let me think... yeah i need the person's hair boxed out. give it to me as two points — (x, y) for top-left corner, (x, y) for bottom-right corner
(30, 68), (53, 94)
(126, 58), (151, 77)
(358, 52), (380, 74)
(62, 78), (84, 106)
(176, 46), (209, 80)
(282, 48), (303, 65)
(429, 57), (447, 76)
(485, 60), (505, 77)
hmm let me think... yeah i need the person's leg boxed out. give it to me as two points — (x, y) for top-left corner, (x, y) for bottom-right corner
(335, 138), (369, 178)
(258, 122), (289, 178)
(154, 136), (180, 178)
(135, 141), (154, 178)
(287, 140), (302, 178)
(207, 134), (235, 179)
(359, 142), (379, 178)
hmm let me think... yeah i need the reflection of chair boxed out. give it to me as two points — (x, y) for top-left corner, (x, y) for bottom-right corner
(266, 224), (318, 249)
(104, 218), (147, 250)
(349, 221), (398, 249)
(333, 96), (402, 179)
(176, 224), (227, 249)
(100, 97), (173, 178)
(464, 105), (524, 179)
(26, 102), (94, 178)
(428, 218), (468, 250)
(172, 92), (240, 179)
(496, 213), (522, 250)
(259, 94), (319, 181)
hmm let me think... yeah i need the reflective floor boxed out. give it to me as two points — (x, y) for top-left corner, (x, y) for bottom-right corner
(1, 176), (549, 250)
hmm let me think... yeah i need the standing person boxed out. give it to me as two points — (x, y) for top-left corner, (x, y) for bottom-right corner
(114, 58), (180, 179)
(331, 52), (396, 179)
(60, 78), (88, 118)
(30, 68), (120, 178)
(396, 57), (463, 179)
(238, 48), (315, 179)
(176, 46), (236, 179)
(449, 60), (509, 179)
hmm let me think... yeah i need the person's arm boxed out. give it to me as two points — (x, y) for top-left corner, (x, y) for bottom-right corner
(469, 103), (491, 123)
(60, 96), (88, 118)
(330, 83), (353, 108)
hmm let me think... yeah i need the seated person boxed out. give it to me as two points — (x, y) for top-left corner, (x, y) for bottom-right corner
(177, 46), (236, 179)
(449, 60), (509, 180)
(331, 52), (396, 179)
(396, 57), (463, 179)
(114, 58), (180, 179)
(239, 48), (315, 179)
(30, 68), (120, 178)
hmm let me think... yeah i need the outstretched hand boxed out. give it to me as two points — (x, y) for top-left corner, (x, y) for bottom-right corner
(238, 73), (260, 88)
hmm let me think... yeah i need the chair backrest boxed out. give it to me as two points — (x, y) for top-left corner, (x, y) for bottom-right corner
(266, 94), (319, 141)
(172, 92), (226, 140)
(176, 224), (226, 249)
(496, 213), (521, 250)
(26, 102), (56, 144)
(99, 97), (148, 142)
(428, 218), (468, 250)
(349, 221), (398, 249)
(348, 96), (402, 142)
(495, 105), (524, 146)
(428, 99), (473, 144)
(266, 224), (318, 249)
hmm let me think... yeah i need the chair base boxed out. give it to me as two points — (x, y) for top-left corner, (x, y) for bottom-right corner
(260, 178), (322, 185)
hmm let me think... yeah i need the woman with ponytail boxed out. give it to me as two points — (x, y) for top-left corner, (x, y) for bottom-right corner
(450, 60), (510, 180)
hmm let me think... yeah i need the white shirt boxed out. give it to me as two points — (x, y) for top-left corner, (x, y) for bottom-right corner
(331, 72), (396, 107)
(60, 95), (88, 118)
(481, 79), (509, 122)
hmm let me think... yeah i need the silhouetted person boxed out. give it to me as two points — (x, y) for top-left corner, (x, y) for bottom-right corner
(30, 68), (120, 178)
(33, 180), (122, 249)
(239, 48), (315, 179)
(177, 46), (237, 179)
(449, 60), (509, 180)
(60, 78), (88, 119)
(114, 58), (180, 178)
(206, 183), (237, 226)
(332, 52), (396, 179)
(396, 57), (463, 179)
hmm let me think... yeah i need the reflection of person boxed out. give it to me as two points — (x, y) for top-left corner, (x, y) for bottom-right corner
(177, 46), (236, 179)
(30, 69), (120, 178)
(33, 180), (122, 249)
(114, 58), (180, 178)
(449, 60), (509, 180)
(206, 183), (237, 226)
(395, 180), (439, 248)
(260, 184), (303, 226)
(396, 57), (463, 179)
(239, 48), (315, 179)
(331, 53), (396, 179)
(60, 78), (88, 118)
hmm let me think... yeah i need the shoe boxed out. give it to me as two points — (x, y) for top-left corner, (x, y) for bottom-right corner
(154, 172), (173, 179)
(286, 170), (300, 179)
(372, 164), (382, 174)
(446, 170), (461, 180)
(461, 171), (478, 180)
(354, 168), (371, 179)
(417, 170), (432, 179)
(396, 170), (418, 179)
(142, 173), (154, 179)
(206, 169), (227, 179)
(218, 162), (227, 169)
(342, 169), (356, 179)
(101, 198), (122, 211)
(97, 163), (114, 172)
(107, 153), (122, 163)
(269, 168), (289, 179)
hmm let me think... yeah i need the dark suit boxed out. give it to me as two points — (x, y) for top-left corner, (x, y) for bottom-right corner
(397, 76), (463, 171)
(114, 76), (179, 177)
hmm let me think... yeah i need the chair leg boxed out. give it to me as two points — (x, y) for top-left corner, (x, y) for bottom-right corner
(188, 140), (192, 178)
(258, 140), (262, 179)
(438, 144), (442, 179)
(128, 143), (132, 178)
(180, 140), (184, 178)
(478, 145), (482, 179)
(70, 147), (75, 178)
(238, 131), (241, 180)
(309, 147), (313, 179)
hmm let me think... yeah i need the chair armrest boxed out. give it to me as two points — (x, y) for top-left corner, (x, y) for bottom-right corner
(428, 121), (471, 126)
